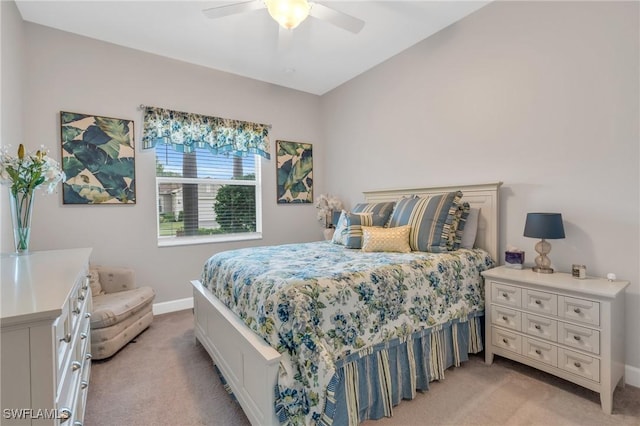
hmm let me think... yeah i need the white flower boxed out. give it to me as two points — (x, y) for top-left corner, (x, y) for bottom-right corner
(315, 193), (343, 228)
(1, 144), (65, 195)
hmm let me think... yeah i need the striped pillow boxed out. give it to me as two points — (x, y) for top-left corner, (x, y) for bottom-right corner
(344, 212), (387, 249)
(387, 191), (461, 252)
(352, 202), (395, 227)
(449, 201), (471, 250)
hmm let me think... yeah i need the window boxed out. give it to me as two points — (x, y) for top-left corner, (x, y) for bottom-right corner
(155, 147), (262, 246)
(142, 106), (270, 247)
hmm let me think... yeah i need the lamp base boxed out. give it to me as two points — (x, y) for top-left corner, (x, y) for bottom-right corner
(532, 266), (554, 274)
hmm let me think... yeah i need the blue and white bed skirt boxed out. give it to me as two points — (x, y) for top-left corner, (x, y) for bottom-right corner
(318, 314), (484, 425)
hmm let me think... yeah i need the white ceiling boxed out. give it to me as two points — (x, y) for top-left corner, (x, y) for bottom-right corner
(15, 1), (490, 95)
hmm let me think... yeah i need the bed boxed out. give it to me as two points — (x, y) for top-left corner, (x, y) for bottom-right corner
(191, 182), (502, 425)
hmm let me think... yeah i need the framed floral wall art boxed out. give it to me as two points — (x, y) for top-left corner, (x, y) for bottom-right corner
(276, 140), (313, 204)
(60, 111), (136, 204)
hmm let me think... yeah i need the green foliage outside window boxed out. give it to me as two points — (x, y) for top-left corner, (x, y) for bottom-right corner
(213, 176), (256, 233)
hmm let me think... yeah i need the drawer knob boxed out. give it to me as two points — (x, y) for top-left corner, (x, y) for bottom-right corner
(501, 293), (508, 298)
(80, 332), (88, 340)
(574, 361), (582, 368)
(81, 380), (89, 389)
(72, 307), (81, 315)
(59, 408), (72, 422)
(535, 300), (541, 305)
(60, 333), (71, 344)
(502, 316), (508, 322)
(574, 308), (582, 314)
(72, 361), (82, 371)
(85, 353), (93, 360)
(85, 312), (92, 319)
(502, 338), (509, 344)
(73, 421), (83, 426)
(534, 324), (542, 330)
(573, 335), (582, 341)
(535, 349), (542, 355)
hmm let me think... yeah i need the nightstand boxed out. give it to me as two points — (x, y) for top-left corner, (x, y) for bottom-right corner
(481, 266), (629, 414)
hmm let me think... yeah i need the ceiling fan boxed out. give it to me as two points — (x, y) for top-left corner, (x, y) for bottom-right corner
(202, 0), (365, 34)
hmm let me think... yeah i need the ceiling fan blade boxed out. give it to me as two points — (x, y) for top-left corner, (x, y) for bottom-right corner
(202, 0), (265, 20)
(309, 2), (365, 34)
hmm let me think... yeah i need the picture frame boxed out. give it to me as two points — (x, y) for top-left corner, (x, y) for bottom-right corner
(275, 140), (313, 204)
(60, 111), (136, 204)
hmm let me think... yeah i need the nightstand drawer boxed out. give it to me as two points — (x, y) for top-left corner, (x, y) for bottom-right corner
(491, 305), (521, 331)
(558, 348), (600, 382)
(522, 289), (557, 316)
(558, 322), (600, 355)
(559, 296), (599, 326)
(491, 282), (521, 308)
(492, 327), (521, 354)
(523, 313), (557, 342)
(523, 337), (557, 367)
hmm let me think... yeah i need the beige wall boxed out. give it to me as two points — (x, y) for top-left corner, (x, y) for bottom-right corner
(1, 0), (25, 253)
(8, 22), (325, 304)
(321, 1), (639, 375)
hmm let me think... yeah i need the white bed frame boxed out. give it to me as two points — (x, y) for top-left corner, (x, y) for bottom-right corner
(191, 182), (502, 425)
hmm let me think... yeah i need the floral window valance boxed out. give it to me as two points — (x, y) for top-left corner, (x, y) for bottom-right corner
(142, 106), (271, 159)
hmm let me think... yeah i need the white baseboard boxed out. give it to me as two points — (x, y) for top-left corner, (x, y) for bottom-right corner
(153, 297), (194, 315)
(626, 364), (640, 388)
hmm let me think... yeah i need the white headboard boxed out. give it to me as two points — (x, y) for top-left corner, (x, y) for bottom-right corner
(363, 182), (502, 261)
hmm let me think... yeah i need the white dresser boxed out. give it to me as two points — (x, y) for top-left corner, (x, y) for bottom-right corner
(1, 248), (93, 425)
(482, 266), (629, 414)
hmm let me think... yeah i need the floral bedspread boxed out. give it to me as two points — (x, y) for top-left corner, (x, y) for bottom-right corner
(202, 241), (493, 425)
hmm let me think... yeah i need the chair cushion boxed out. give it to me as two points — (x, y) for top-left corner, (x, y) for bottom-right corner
(91, 310), (154, 360)
(91, 286), (155, 330)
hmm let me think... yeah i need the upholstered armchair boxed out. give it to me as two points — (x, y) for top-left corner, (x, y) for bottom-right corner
(89, 266), (155, 360)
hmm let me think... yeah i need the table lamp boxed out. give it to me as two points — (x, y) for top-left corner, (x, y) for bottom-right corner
(523, 212), (565, 273)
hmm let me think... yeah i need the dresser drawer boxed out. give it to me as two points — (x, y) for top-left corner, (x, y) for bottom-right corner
(523, 313), (557, 342)
(491, 282), (521, 308)
(523, 337), (557, 367)
(55, 302), (73, 380)
(492, 327), (521, 354)
(558, 348), (600, 382)
(559, 296), (599, 326)
(522, 289), (557, 316)
(558, 322), (600, 355)
(491, 305), (521, 331)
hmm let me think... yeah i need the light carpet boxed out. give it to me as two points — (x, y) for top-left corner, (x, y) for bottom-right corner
(85, 310), (639, 425)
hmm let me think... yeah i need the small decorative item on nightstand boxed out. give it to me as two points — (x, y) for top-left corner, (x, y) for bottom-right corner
(572, 264), (587, 279)
(505, 246), (525, 269)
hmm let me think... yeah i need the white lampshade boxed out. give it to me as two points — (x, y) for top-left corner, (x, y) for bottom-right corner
(265, 0), (311, 30)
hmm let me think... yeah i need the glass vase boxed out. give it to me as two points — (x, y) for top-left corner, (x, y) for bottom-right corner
(9, 190), (35, 254)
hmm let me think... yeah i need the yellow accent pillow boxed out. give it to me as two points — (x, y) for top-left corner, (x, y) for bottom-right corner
(361, 225), (411, 253)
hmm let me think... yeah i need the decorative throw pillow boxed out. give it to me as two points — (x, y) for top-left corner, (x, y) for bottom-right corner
(331, 210), (348, 245)
(448, 201), (471, 250)
(352, 202), (396, 227)
(344, 212), (388, 249)
(361, 225), (411, 253)
(461, 207), (480, 249)
(88, 268), (104, 296)
(387, 191), (461, 253)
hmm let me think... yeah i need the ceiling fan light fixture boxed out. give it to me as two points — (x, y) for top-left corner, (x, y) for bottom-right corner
(265, 0), (311, 30)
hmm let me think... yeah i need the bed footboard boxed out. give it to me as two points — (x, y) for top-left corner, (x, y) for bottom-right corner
(191, 280), (281, 426)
